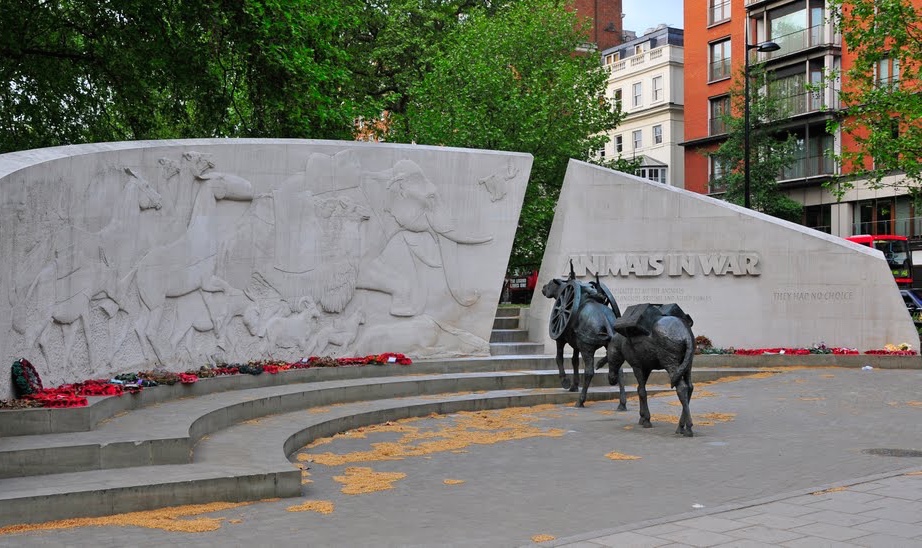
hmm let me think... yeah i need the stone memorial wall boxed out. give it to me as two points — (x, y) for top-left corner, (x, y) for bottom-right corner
(0, 140), (531, 398)
(527, 161), (918, 352)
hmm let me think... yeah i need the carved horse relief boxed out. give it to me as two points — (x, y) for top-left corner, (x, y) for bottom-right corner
(129, 164), (255, 363)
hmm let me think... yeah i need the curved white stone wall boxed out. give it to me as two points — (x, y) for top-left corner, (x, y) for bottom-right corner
(1, 140), (531, 398)
(527, 161), (918, 353)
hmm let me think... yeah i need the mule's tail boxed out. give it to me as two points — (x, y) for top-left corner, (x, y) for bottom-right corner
(669, 334), (695, 387)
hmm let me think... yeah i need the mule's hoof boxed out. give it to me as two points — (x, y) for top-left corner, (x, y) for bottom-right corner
(575, 401), (585, 408)
(685, 430), (694, 437)
(608, 374), (618, 386)
(616, 404), (627, 412)
(568, 385), (579, 393)
(561, 378), (571, 390)
(639, 419), (652, 428)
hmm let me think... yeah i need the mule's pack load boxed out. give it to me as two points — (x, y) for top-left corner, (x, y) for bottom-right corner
(614, 303), (693, 338)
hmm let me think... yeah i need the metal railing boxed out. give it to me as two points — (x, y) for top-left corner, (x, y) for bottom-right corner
(779, 154), (837, 180)
(709, 116), (728, 136)
(709, 58), (731, 81)
(708, 0), (731, 25)
(771, 88), (840, 117)
(752, 24), (841, 62)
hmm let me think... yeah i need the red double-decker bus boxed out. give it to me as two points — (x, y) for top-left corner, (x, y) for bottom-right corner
(845, 234), (913, 288)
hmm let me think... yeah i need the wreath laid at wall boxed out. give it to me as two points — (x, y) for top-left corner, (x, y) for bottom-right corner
(1, 353), (412, 409)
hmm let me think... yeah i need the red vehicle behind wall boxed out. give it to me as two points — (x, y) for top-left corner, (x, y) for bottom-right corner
(845, 234), (913, 288)
(503, 270), (539, 304)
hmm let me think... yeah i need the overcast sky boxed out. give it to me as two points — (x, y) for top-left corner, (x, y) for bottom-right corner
(621, 0), (684, 35)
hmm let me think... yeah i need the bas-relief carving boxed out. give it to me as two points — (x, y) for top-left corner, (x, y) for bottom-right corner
(4, 145), (526, 384)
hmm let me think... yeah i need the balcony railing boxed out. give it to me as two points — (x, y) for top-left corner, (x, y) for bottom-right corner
(607, 45), (674, 73)
(709, 58), (731, 81)
(752, 24), (841, 62)
(708, 0), (731, 25)
(771, 88), (840, 117)
(709, 116), (728, 136)
(779, 153), (837, 181)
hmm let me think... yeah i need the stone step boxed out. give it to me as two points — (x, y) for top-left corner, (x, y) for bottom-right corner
(490, 329), (531, 343)
(0, 367), (765, 480)
(493, 317), (520, 329)
(494, 307), (523, 318)
(0, 384), (654, 527)
(489, 342), (546, 356)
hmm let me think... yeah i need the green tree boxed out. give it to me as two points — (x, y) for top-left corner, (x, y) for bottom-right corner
(827, 0), (922, 196)
(0, 0), (359, 153)
(391, 0), (622, 268)
(708, 66), (803, 222)
(345, 0), (508, 129)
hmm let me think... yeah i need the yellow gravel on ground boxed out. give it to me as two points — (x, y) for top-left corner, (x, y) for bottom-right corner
(605, 451), (641, 460)
(286, 500), (335, 514)
(0, 502), (252, 535)
(333, 467), (407, 494)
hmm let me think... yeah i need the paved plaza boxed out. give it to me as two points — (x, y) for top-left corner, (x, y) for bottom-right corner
(0, 366), (920, 547)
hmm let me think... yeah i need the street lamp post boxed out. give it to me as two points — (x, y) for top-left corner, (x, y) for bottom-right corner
(743, 40), (780, 209)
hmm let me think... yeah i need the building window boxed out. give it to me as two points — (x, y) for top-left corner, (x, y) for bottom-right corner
(876, 56), (900, 89)
(652, 76), (664, 102)
(604, 52), (620, 65)
(632, 82), (643, 107)
(709, 39), (731, 81)
(709, 95), (730, 135)
(709, 0), (730, 26)
(614, 134), (623, 153)
(613, 88), (622, 110)
(637, 167), (667, 184)
(709, 155), (729, 186)
(598, 146), (606, 160)
(635, 42), (649, 55)
(653, 125), (663, 144)
(632, 129), (642, 150)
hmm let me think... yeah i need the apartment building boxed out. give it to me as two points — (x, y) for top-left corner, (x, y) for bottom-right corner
(682, 0), (918, 239)
(601, 25), (685, 187)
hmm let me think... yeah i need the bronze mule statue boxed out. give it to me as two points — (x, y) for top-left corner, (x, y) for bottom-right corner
(598, 303), (697, 437)
(541, 265), (620, 408)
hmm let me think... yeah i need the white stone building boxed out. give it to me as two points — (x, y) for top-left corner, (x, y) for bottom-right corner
(600, 25), (685, 188)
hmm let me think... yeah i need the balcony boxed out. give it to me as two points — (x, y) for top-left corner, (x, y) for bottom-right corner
(772, 88), (840, 118)
(709, 58), (731, 81)
(751, 24), (841, 62)
(607, 45), (681, 74)
(779, 153), (837, 181)
(852, 219), (922, 238)
(708, 0), (731, 26)
(709, 116), (728, 136)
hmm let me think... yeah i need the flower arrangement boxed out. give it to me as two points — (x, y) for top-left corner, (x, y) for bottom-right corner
(2, 353), (413, 409)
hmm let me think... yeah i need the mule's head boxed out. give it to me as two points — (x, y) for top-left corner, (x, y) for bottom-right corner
(541, 278), (564, 299)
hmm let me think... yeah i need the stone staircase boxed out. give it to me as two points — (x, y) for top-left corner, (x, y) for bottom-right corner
(489, 307), (545, 356)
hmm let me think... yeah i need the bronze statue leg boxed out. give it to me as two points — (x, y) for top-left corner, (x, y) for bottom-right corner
(674, 370), (694, 437)
(556, 340), (570, 390)
(634, 367), (652, 428)
(569, 349), (580, 392)
(577, 350), (594, 407)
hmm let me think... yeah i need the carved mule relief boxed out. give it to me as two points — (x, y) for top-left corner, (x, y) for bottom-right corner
(12, 168), (163, 369)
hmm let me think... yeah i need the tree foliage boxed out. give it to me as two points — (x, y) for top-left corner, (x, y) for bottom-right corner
(827, 0), (922, 196)
(0, 0), (359, 153)
(708, 66), (803, 222)
(392, 0), (622, 267)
